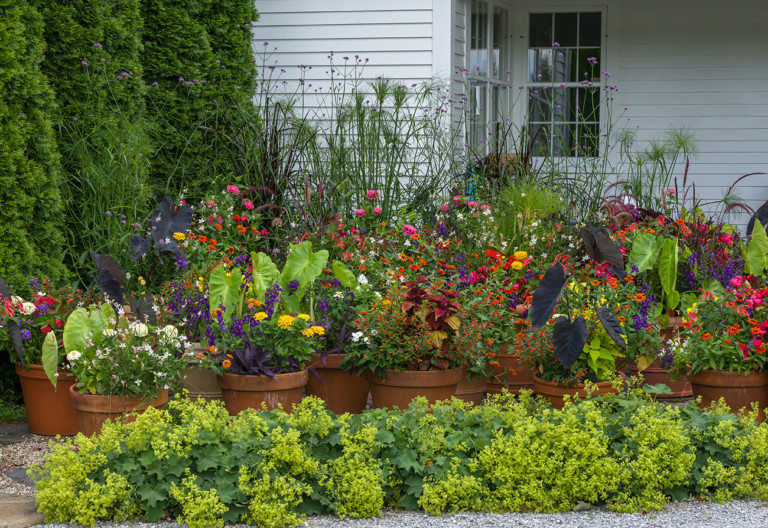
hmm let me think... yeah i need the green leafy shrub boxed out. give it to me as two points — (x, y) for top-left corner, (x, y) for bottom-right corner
(0, 0), (67, 289)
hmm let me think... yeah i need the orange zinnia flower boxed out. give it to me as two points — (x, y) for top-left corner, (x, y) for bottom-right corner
(702, 334), (712, 340)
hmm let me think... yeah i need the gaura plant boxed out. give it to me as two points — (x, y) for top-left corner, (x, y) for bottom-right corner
(529, 261), (626, 381)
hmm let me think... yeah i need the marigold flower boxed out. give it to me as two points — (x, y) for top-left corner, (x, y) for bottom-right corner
(310, 325), (325, 336)
(278, 315), (296, 329)
(253, 311), (268, 321)
(298, 314), (310, 320)
(173, 232), (186, 241)
(222, 359), (231, 369)
(513, 251), (528, 261)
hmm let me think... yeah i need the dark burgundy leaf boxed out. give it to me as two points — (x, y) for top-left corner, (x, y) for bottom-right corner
(135, 293), (157, 325)
(529, 262), (568, 330)
(552, 315), (587, 370)
(0, 276), (11, 299)
(129, 234), (151, 260)
(90, 252), (125, 285)
(580, 227), (597, 260)
(747, 200), (768, 237)
(150, 197), (193, 246)
(95, 268), (124, 308)
(596, 307), (626, 350)
(154, 238), (183, 257)
(590, 226), (624, 271)
(6, 319), (23, 366)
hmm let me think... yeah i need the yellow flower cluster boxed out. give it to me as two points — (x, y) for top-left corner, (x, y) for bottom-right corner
(173, 232), (186, 241)
(509, 261), (523, 270)
(278, 315), (296, 329)
(253, 312), (268, 321)
(301, 326), (326, 337)
(513, 250), (528, 261)
(298, 314), (310, 320)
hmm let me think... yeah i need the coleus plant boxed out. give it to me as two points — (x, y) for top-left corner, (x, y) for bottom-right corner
(400, 276), (461, 352)
(528, 261), (626, 381)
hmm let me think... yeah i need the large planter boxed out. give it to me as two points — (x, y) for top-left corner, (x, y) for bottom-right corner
(69, 386), (168, 436)
(629, 360), (692, 398)
(455, 376), (487, 405)
(305, 354), (369, 414)
(216, 370), (308, 415)
(365, 366), (466, 409)
(16, 363), (79, 436)
(689, 369), (768, 422)
(180, 344), (222, 402)
(533, 374), (622, 410)
(485, 339), (536, 395)
(660, 316), (683, 341)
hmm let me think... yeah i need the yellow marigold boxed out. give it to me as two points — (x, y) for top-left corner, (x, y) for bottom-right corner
(301, 328), (314, 337)
(510, 261), (523, 270)
(278, 315), (296, 329)
(253, 312), (268, 321)
(222, 359), (231, 369)
(173, 232), (186, 241)
(310, 326), (325, 336)
(298, 314), (310, 320)
(513, 250), (528, 261)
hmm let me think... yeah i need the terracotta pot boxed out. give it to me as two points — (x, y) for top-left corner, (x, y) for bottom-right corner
(305, 354), (369, 414)
(16, 363), (79, 436)
(180, 344), (222, 402)
(485, 340), (536, 395)
(69, 386), (168, 436)
(689, 369), (768, 422)
(660, 316), (683, 341)
(629, 360), (692, 398)
(216, 370), (308, 415)
(533, 374), (623, 410)
(455, 376), (487, 405)
(365, 366), (466, 409)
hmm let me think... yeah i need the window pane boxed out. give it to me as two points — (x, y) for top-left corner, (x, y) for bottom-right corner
(577, 48), (601, 82)
(528, 87), (554, 123)
(468, 80), (488, 150)
(529, 13), (552, 47)
(493, 6), (509, 78)
(528, 123), (551, 156)
(578, 87), (600, 122)
(552, 48), (575, 83)
(554, 13), (577, 47)
(577, 123), (599, 157)
(550, 122), (575, 157)
(579, 12), (601, 47)
(471, 0), (489, 76)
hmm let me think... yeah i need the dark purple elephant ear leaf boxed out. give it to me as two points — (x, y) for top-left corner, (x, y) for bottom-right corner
(150, 197), (193, 246)
(529, 261), (568, 330)
(747, 199), (768, 237)
(596, 307), (626, 350)
(0, 276), (11, 300)
(129, 234), (151, 260)
(90, 251), (125, 285)
(95, 268), (124, 310)
(6, 319), (23, 366)
(135, 293), (157, 325)
(580, 227), (597, 261)
(590, 226), (625, 271)
(154, 237), (183, 257)
(552, 315), (588, 370)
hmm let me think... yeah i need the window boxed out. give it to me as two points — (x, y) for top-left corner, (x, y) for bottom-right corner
(526, 12), (603, 157)
(467, 0), (512, 154)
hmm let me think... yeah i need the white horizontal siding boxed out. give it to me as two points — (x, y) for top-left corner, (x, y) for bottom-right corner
(616, 0), (768, 218)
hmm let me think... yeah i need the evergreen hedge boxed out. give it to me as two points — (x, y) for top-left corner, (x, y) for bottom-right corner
(0, 0), (67, 289)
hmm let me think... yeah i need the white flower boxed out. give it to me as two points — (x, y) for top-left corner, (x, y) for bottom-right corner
(363, 337), (371, 345)
(103, 328), (117, 337)
(132, 323), (149, 337)
(351, 331), (363, 343)
(161, 325), (178, 339)
(20, 302), (35, 315)
(357, 274), (368, 286)
(333, 291), (344, 298)
(66, 350), (81, 361)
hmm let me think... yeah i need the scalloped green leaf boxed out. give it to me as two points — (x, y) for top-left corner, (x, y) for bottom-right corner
(332, 260), (357, 289)
(626, 232), (664, 274)
(658, 237), (679, 310)
(281, 241), (329, 289)
(209, 266), (242, 323)
(251, 251), (280, 304)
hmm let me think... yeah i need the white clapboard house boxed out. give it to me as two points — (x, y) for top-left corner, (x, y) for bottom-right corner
(253, 0), (768, 219)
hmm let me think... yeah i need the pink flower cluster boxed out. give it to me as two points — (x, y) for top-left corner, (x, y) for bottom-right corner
(243, 198), (254, 210)
(402, 224), (417, 236)
(366, 190), (380, 200)
(226, 185), (240, 195)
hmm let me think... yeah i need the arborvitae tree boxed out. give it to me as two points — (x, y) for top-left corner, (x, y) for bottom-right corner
(140, 0), (259, 196)
(0, 0), (67, 289)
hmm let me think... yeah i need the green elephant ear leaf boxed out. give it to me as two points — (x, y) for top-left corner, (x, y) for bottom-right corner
(209, 266), (242, 323)
(63, 307), (90, 354)
(251, 251), (280, 303)
(332, 260), (357, 289)
(281, 241), (329, 289)
(744, 220), (768, 275)
(658, 237), (679, 310)
(627, 232), (664, 274)
(41, 332), (59, 388)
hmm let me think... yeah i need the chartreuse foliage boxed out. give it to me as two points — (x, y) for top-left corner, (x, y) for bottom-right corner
(30, 392), (768, 528)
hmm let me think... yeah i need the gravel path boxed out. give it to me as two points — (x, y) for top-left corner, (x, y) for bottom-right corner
(23, 501), (768, 528)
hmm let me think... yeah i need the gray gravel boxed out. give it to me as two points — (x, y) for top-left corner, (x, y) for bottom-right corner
(29, 501), (768, 528)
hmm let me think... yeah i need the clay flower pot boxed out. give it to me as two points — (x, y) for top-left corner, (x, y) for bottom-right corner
(216, 370), (308, 415)
(455, 376), (487, 405)
(69, 386), (168, 436)
(629, 360), (692, 398)
(485, 340), (536, 396)
(533, 374), (623, 410)
(180, 344), (222, 402)
(365, 366), (466, 409)
(305, 354), (369, 414)
(688, 369), (768, 422)
(16, 362), (79, 436)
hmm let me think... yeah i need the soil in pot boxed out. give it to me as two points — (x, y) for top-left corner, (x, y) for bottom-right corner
(533, 374), (623, 410)
(365, 367), (465, 409)
(16, 363), (79, 436)
(69, 386), (168, 436)
(216, 370), (308, 415)
(689, 369), (768, 422)
(305, 354), (369, 414)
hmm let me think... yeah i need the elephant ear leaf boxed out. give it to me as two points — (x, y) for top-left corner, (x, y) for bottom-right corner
(590, 226), (625, 271)
(744, 220), (768, 275)
(63, 307), (89, 354)
(42, 332), (59, 388)
(251, 252), (280, 304)
(91, 252), (125, 285)
(94, 268), (124, 310)
(209, 266), (242, 323)
(658, 237), (680, 310)
(0, 276), (11, 299)
(332, 260), (357, 289)
(6, 320), (23, 366)
(580, 228), (597, 261)
(281, 241), (329, 287)
(553, 316), (588, 370)
(596, 307), (626, 350)
(129, 234), (152, 260)
(150, 197), (193, 256)
(529, 261), (568, 330)
(135, 293), (157, 325)
(627, 232), (663, 274)
(747, 200), (768, 237)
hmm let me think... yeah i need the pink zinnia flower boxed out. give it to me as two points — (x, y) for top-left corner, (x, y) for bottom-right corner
(730, 276), (744, 288)
(402, 224), (417, 236)
(372, 206), (382, 214)
(440, 204), (449, 212)
(206, 200), (215, 207)
(226, 185), (240, 195)
(366, 190), (380, 200)
(243, 198), (254, 210)
(354, 209), (366, 217)
(480, 204), (491, 211)
(468, 201), (477, 208)
(666, 188), (676, 195)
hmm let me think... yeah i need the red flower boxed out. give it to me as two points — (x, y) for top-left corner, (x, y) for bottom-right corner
(41, 326), (51, 333)
(55, 320), (63, 328)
